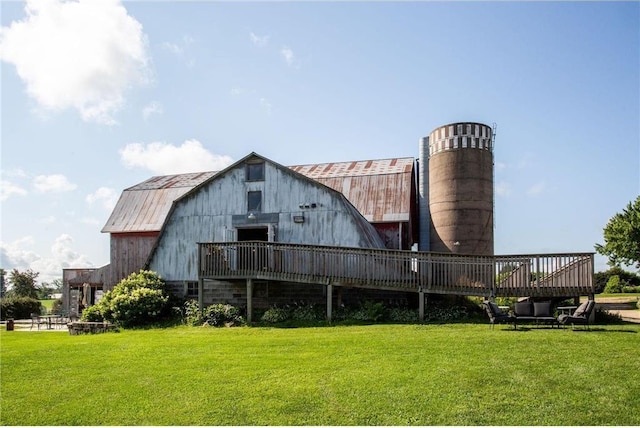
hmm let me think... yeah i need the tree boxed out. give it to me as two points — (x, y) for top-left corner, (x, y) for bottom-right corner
(595, 196), (640, 269)
(8, 269), (39, 299)
(0, 269), (6, 298)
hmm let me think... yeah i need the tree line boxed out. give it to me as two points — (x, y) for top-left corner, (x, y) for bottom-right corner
(0, 268), (62, 300)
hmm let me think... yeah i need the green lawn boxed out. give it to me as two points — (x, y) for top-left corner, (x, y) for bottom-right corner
(39, 299), (55, 312)
(1, 323), (639, 425)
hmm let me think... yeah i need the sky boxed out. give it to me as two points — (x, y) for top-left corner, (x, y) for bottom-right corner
(1, 0), (639, 283)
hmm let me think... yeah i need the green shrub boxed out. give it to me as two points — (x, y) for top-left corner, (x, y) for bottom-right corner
(388, 307), (419, 323)
(85, 270), (170, 328)
(604, 275), (640, 294)
(51, 298), (63, 314)
(183, 299), (203, 326)
(0, 296), (42, 320)
(604, 275), (625, 293)
(595, 307), (623, 324)
(424, 305), (468, 322)
(109, 288), (168, 327)
(350, 301), (385, 322)
(291, 303), (322, 321)
(115, 270), (165, 292)
(261, 306), (290, 323)
(81, 305), (104, 322)
(203, 303), (244, 327)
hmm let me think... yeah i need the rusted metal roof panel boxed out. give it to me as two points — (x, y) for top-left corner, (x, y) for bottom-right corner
(126, 171), (217, 191)
(102, 172), (216, 233)
(290, 158), (415, 222)
(290, 157), (413, 178)
(103, 157), (415, 234)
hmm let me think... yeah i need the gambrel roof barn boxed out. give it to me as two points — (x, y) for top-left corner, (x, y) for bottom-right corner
(64, 152), (417, 312)
(63, 122), (596, 319)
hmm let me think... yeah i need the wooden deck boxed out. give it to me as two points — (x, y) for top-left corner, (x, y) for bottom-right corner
(198, 242), (595, 298)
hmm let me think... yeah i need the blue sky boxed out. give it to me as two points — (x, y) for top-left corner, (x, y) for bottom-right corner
(1, 0), (638, 282)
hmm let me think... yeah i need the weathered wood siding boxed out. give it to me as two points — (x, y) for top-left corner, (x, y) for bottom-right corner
(149, 158), (385, 282)
(109, 232), (159, 287)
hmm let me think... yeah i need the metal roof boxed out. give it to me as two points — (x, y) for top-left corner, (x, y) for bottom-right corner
(102, 157), (415, 233)
(289, 157), (414, 178)
(101, 172), (217, 233)
(125, 171), (218, 191)
(290, 158), (415, 222)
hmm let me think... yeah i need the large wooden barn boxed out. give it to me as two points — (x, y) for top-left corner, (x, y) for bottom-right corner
(63, 152), (419, 313)
(63, 121), (595, 317)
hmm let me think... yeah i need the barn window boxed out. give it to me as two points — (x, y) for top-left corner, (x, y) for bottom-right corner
(248, 191), (262, 212)
(246, 162), (265, 181)
(185, 281), (198, 297)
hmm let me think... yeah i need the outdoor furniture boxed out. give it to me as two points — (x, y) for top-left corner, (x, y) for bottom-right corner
(30, 313), (46, 330)
(483, 300), (516, 329)
(513, 300), (559, 328)
(557, 300), (596, 330)
(557, 305), (577, 316)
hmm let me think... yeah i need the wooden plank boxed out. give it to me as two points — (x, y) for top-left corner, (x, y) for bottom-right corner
(198, 242), (594, 298)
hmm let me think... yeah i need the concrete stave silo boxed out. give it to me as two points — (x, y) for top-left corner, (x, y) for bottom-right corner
(419, 122), (494, 255)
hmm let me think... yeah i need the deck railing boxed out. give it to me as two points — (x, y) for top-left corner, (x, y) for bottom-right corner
(198, 242), (595, 298)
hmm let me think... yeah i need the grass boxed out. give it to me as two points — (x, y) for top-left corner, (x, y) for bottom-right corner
(1, 323), (639, 425)
(39, 299), (55, 312)
(596, 293), (640, 300)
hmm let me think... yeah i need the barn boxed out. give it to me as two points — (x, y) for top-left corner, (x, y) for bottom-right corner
(63, 152), (418, 313)
(62, 121), (595, 318)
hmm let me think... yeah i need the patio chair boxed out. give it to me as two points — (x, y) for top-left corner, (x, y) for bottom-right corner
(483, 300), (516, 329)
(30, 313), (46, 331)
(557, 299), (596, 330)
(53, 311), (67, 329)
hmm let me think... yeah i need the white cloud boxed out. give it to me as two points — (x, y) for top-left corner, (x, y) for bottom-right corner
(162, 41), (182, 55)
(142, 101), (163, 121)
(119, 139), (234, 175)
(2, 168), (27, 178)
(527, 181), (545, 196)
(161, 35), (195, 68)
(162, 35), (194, 55)
(0, 234), (93, 283)
(0, 0), (151, 124)
(495, 181), (511, 197)
(86, 187), (118, 210)
(0, 180), (28, 201)
(33, 174), (77, 193)
(231, 87), (248, 96)
(260, 98), (273, 115)
(250, 32), (269, 47)
(281, 46), (295, 66)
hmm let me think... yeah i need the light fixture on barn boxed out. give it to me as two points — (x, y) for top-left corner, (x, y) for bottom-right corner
(248, 212), (256, 221)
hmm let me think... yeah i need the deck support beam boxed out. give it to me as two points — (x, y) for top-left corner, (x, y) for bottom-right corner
(198, 278), (204, 312)
(419, 288), (425, 322)
(246, 278), (253, 324)
(326, 283), (333, 322)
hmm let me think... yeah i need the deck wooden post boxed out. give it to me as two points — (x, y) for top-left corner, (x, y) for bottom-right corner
(326, 284), (333, 322)
(419, 288), (425, 322)
(247, 278), (253, 324)
(198, 278), (204, 311)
